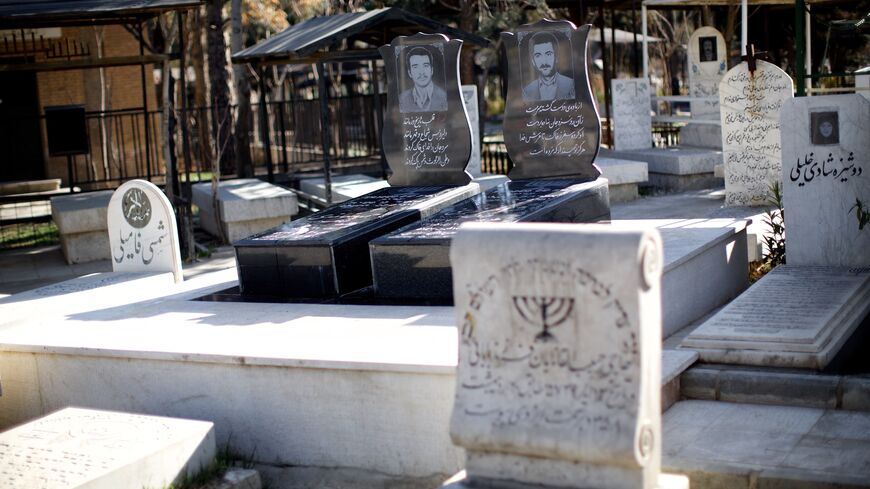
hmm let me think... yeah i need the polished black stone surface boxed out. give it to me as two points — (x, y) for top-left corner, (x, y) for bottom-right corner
(501, 19), (601, 181)
(234, 185), (479, 298)
(379, 33), (472, 186)
(370, 178), (610, 300)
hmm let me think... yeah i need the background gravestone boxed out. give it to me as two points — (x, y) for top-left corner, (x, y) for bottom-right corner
(719, 59), (793, 206)
(107, 179), (182, 283)
(612, 78), (652, 151)
(379, 33), (473, 186)
(446, 222), (665, 489)
(781, 94), (870, 267)
(501, 19), (601, 181)
(462, 85), (482, 177)
(688, 26), (727, 121)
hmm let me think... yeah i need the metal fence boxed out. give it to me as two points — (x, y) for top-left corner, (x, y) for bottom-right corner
(0, 194), (58, 249)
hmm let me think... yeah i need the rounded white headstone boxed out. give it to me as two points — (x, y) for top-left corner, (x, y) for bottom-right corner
(688, 26), (727, 120)
(719, 59), (794, 206)
(107, 179), (182, 282)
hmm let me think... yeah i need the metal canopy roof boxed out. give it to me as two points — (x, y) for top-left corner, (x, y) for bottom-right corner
(233, 7), (491, 65)
(643, 0), (833, 5)
(0, 0), (204, 27)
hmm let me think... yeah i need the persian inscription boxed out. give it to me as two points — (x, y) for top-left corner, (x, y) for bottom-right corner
(107, 179), (181, 281)
(0, 409), (179, 489)
(113, 220), (168, 265)
(788, 151), (863, 186)
(519, 100), (587, 157)
(458, 258), (638, 434)
(687, 266), (870, 344)
(403, 113), (450, 169)
(719, 61), (793, 206)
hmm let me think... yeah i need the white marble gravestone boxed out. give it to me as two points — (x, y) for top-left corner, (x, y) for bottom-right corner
(781, 94), (870, 267)
(0, 407), (215, 489)
(108, 179), (183, 282)
(682, 266), (870, 369)
(688, 27), (727, 121)
(462, 85), (482, 177)
(446, 222), (675, 489)
(612, 78), (653, 151)
(719, 60), (793, 206)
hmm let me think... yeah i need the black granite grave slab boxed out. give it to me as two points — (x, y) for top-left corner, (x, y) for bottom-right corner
(369, 178), (610, 300)
(234, 184), (479, 298)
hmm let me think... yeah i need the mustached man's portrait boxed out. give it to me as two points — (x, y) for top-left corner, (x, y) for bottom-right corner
(521, 30), (576, 103)
(398, 45), (448, 113)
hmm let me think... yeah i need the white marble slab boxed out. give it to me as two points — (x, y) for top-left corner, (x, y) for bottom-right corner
(781, 94), (870, 267)
(108, 180), (182, 282)
(0, 264), (705, 483)
(192, 179), (299, 243)
(688, 27), (727, 120)
(681, 266), (870, 369)
(450, 222), (663, 489)
(50, 191), (113, 235)
(597, 157), (649, 185)
(0, 407), (214, 489)
(719, 60), (793, 206)
(462, 85), (482, 177)
(612, 78), (652, 151)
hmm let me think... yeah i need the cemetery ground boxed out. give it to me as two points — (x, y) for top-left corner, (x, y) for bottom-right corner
(2, 185), (870, 489)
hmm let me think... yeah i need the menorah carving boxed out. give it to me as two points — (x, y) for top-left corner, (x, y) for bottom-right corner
(512, 295), (575, 342)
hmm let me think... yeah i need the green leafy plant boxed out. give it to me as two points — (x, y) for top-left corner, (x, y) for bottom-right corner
(750, 182), (786, 282)
(850, 198), (870, 231)
(762, 181), (786, 267)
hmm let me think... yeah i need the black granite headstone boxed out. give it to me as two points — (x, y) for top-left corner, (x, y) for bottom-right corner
(235, 185), (479, 298)
(368, 20), (609, 301)
(502, 20), (601, 181)
(370, 179), (609, 299)
(233, 33), (480, 299)
(379, 33), (473, 186)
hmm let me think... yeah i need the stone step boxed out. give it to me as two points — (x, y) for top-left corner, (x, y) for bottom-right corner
(681, 364), (870, 412)
(664, 400), (870, 488)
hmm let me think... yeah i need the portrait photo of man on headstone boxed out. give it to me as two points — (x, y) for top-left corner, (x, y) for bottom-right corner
(811, 110), (840, 145)
(699, 36), (717, 62)
(398, 45), (448, 113)
(521, 30), (576, 102)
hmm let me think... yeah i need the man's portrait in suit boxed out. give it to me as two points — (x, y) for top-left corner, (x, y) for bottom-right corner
(522, 30), (575, 103)
(398, 45), (448, 113)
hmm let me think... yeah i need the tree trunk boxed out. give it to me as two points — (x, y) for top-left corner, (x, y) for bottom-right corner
(231, 0), (253, 177)
(459, 0), (476, 84)
(190, 8), (212, 170)
(701, 6), (713, 27)
(206, 0), (235, 174)
(724, 5), (739, 63)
